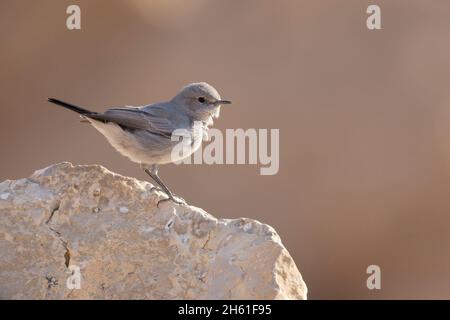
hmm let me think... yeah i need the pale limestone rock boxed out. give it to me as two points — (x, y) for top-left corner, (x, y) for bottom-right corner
(0, 162), (307, 299)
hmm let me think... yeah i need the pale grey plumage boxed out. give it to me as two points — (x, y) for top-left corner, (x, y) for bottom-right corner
(48, 82), (231, 205)
(88, 102), (191, 165)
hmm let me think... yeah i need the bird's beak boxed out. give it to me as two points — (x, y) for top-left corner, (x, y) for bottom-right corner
(215, 100), (232, 106)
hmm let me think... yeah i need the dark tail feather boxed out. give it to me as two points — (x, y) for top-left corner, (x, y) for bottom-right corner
(47, 98), (93, 115)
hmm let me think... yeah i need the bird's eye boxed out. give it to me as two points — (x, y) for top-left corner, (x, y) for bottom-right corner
(198, 97), (206, 103)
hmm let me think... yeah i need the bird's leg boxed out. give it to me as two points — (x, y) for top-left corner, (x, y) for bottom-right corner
(141, 164), (186, 206)
(140, 164), (163, 192)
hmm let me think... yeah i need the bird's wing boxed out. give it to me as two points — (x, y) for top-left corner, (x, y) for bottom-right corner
(89, 103), (186, 138)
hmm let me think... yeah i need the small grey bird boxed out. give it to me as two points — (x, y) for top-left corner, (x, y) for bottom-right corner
(48, 82), (231, 205)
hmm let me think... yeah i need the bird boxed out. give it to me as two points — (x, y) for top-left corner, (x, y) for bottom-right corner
(48, 82), (231, 205)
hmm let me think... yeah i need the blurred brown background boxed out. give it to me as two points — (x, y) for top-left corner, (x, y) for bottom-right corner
(2, 0), (450, 299)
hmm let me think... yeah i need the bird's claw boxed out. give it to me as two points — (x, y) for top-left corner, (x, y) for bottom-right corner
(150, 186), (163, 193)
(157, 195), (187, 207)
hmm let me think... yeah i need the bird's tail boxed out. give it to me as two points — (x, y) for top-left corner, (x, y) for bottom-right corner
(47, 98), (93, 115)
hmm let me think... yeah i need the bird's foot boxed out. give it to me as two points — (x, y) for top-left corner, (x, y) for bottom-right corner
(157, 194), (187, 207)
(150, 186), (163, 193)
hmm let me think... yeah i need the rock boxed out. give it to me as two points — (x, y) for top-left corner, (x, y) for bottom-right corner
(0, 162), (307, 299)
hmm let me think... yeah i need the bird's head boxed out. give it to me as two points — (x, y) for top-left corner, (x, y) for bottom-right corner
(171, 82), (231, 122)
